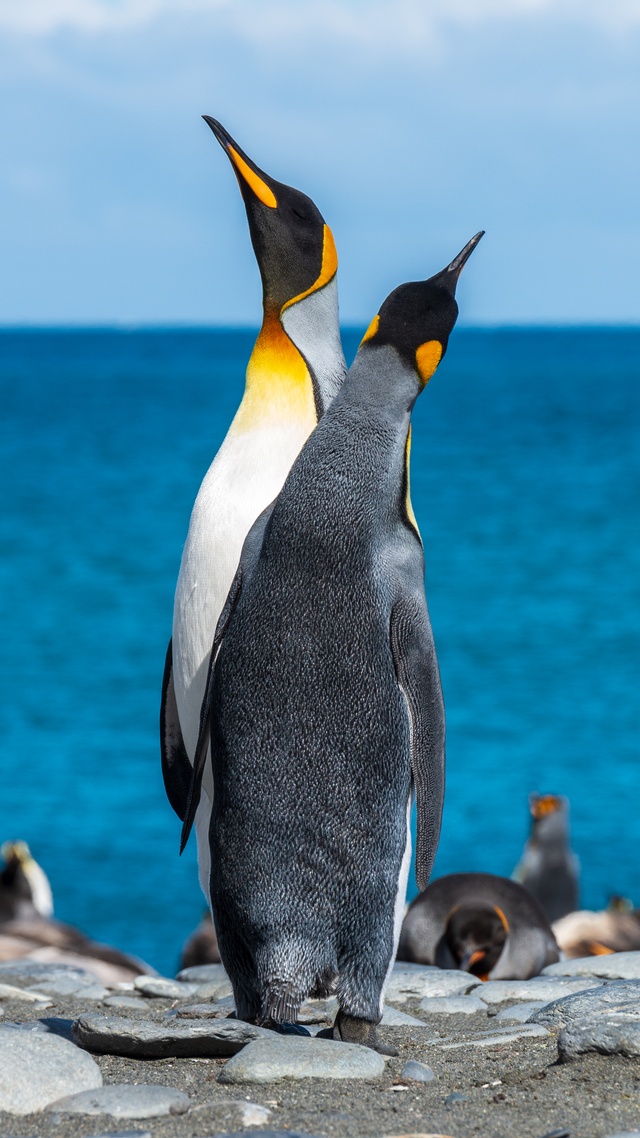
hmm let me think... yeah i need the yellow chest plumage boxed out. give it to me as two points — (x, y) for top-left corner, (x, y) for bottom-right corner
(229, 311), (317, 436)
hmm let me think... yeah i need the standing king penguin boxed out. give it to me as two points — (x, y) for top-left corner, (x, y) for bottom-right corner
(181, 232), (483, 1051)
(512, 793), (579, 922)
(161, 119), (347, 896)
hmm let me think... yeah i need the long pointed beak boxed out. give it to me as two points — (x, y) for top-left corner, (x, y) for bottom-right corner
(202, 115), (278, 209)
(439, 230), (484, 294)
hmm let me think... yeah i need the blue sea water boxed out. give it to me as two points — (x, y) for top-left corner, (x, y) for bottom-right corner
(1, 326), (639, 977)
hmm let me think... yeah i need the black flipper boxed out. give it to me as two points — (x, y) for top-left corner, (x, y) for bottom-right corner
(179, 500), (278, 854)
(179, 569), (243, 853)
(390, 594), (445, 891)
(160, 640), (193, 821)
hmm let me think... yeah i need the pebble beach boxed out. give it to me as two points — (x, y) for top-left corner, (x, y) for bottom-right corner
(2, 954), (640, 1138)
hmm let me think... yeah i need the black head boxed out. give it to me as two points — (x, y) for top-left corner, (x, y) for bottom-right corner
(203, 117), (336, 313)
(445, 902), (509, 978)
(360, 231), (484, 385)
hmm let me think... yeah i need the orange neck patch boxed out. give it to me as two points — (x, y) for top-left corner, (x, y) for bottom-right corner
(415, 340), (442, 385)
(360, 313), (379, 346)
(231, 309), (317, 434)
(282, 225), (338, 313)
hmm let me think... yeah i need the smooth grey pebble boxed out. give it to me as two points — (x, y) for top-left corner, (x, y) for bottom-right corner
(47, 1083), (190, 1118)
(91, 1132), (152, 1138)
(210, 1132), (324, 1138)
(103, 996), (150, 1011)
(401, 1059), (435, 1083)
(218, 1036), (385, 1083)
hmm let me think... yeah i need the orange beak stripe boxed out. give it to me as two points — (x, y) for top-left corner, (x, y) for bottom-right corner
(227, 145), (277, 209)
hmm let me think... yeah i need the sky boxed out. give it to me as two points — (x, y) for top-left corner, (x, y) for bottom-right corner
(1, 0), (640, 324)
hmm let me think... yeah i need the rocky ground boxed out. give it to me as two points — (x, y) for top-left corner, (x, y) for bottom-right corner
(2, 955), (640, 1138)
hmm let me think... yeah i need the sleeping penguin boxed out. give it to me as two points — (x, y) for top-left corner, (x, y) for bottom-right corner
(398, 872), (560, 979)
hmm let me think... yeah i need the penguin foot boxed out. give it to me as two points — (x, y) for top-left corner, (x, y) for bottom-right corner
(264, 1020), (311, 1037)
(317, 1010), (398, 1056)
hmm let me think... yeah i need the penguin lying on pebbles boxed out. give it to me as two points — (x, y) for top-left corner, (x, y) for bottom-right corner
(0, 841), (154, 984)
(512, 793), (580, 922)
(181, 233), (483, 1051)
(161, 118), (347, 900)
(398, 872), (560, 979)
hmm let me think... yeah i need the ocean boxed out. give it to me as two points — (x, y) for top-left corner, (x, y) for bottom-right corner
(1, 327), (639, 977)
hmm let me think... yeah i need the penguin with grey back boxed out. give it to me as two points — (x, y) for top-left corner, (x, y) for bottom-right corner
(512, 793), (579, 923)
(181, 232), (483, 1052)
(398, 872), (559, 979)
(161, 119), (347, 898)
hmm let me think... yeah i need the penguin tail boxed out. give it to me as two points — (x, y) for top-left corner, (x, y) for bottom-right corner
(260, 981), (304, 1026)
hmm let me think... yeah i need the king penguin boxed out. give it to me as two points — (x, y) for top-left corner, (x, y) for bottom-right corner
(512, 793), (580, 922)
(397, 872), (559, 979)
(181, 232), (483, 1051)
(161, 119), (347, 897)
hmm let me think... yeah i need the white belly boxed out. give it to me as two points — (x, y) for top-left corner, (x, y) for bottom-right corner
(172, 420), (313, 893)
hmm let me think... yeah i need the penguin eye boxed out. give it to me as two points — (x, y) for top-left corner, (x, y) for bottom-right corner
(291, 206), (310, 221)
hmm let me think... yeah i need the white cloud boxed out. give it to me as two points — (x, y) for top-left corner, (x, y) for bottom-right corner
(2, 0), (640, 39)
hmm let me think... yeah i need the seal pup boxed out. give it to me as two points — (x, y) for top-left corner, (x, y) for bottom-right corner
(161, 119), (347, 898)
(512, 793), (579, 922)
(181, 232), (483, 1051)
(398, 871), (559, 979)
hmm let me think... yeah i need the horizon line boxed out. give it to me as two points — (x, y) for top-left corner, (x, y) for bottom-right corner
(2, 321), (640, 333)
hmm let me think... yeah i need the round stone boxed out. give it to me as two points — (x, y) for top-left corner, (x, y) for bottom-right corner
(0, 1030), (103, 1114)
(134, 976), (197, 999)
(47, 1084), (191, 1117)
(218, 1036), (386, 1083)
(419, 995), (487, 1015)
(401, 1060), (435, 1083)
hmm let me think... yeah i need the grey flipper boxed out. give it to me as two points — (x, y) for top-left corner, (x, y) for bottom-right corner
(160, 640), (192, 821)
(390, 594), (445, 891)
(179, 503), (276, 854)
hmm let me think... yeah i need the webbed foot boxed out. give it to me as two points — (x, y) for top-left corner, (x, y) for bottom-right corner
(264, 1019), (311, 1037)
(317, 1010), (398, 1056)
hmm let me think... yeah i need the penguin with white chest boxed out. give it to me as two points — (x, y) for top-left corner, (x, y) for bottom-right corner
(181, 233), (483, 1051)
(161, 119), (347, 897)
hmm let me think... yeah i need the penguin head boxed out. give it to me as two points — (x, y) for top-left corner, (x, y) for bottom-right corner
(359, 231), (484, 388)
(203, 117), (337, 315)
(0, 840), (53, 920)
(445, 902), (509, 979)
(529, 793), (570, 846)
